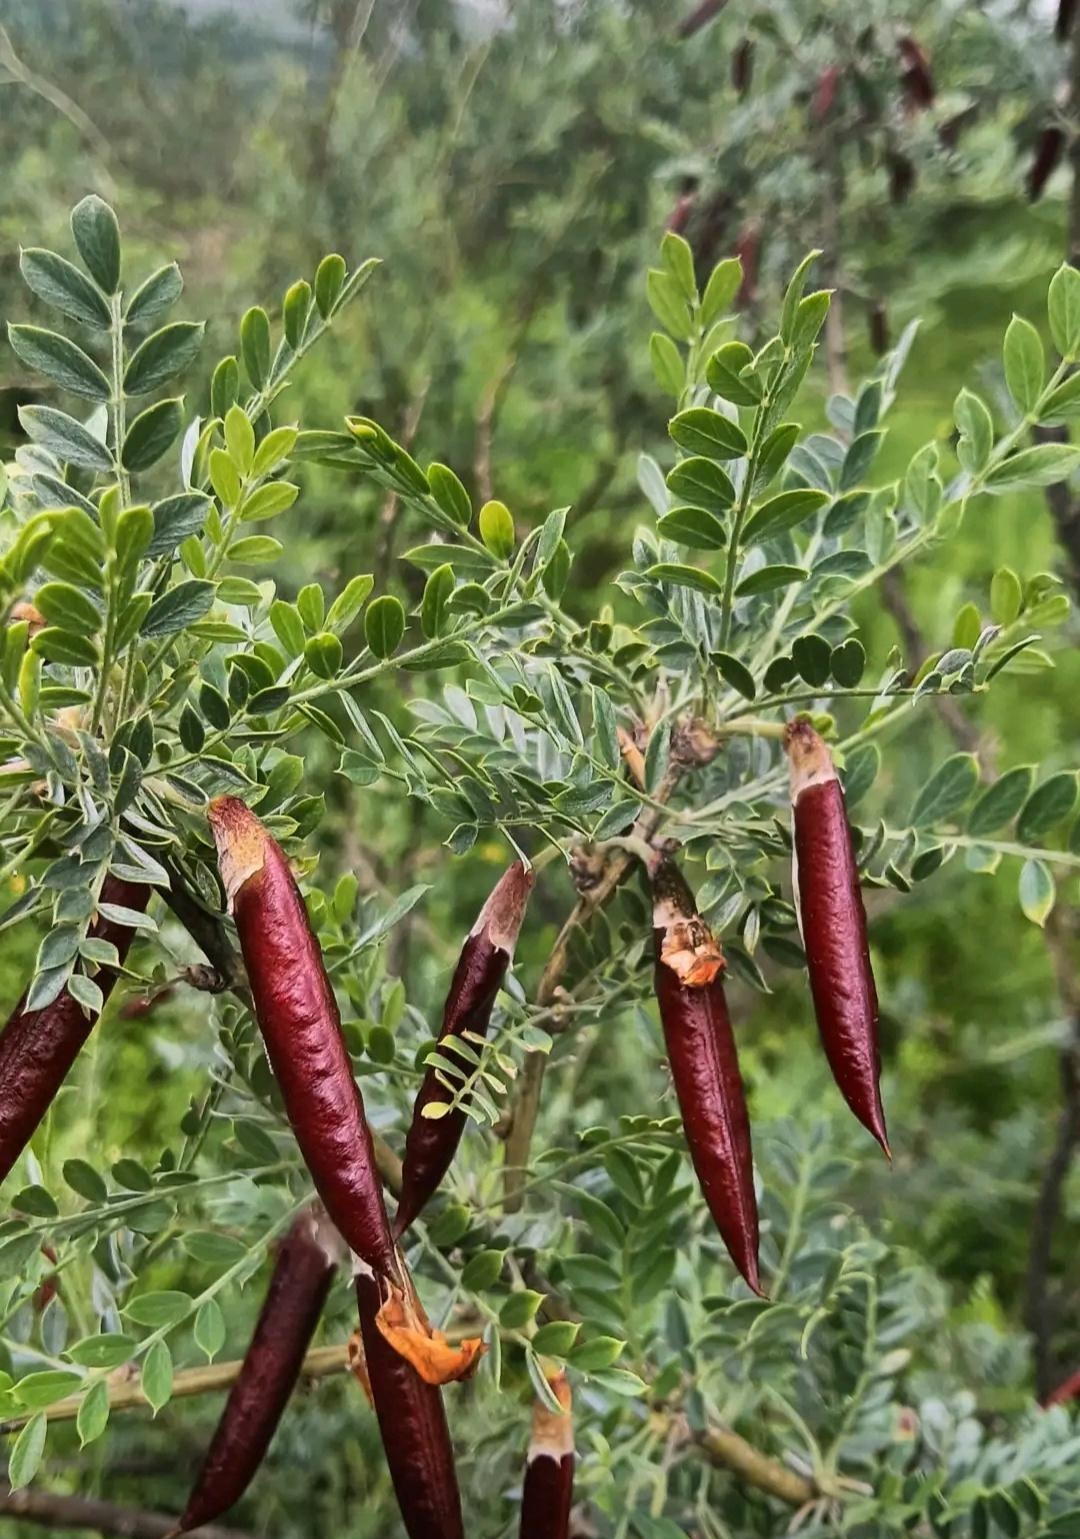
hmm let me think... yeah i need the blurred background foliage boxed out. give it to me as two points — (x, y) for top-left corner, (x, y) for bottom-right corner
(5, 0), (1080, 1534)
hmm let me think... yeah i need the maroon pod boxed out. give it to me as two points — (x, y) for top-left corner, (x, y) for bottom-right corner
(520, 1371), (574, 1539)
(784, 719), (889, 1156)
(651, 863), (761, 1294)
(0, 876), (147, 1184)
(207, 796), (396, 1275)
(173, 1206), (340, 1535)
(395, 860), (533, 1237)
(353, 1267), (464, 1539)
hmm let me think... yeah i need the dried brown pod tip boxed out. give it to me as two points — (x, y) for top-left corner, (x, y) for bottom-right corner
(520, 1370), (575, 1539)
(652, 863), (725, 988)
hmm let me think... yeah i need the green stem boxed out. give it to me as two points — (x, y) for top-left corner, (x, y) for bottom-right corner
(109, 291), (129, 503)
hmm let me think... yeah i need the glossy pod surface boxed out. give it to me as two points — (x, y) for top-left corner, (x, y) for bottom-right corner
(395, 860), (533, 1237)
(355, 1268), (464, 1539)
(209, 797), (396, 1273)
(786, 720), (888, 1155)
(651, 863), (761, 1294)
(0, 876), (147, 1184)
(175, 1207), (339, 1534)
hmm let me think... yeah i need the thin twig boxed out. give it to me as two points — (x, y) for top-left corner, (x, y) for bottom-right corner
(0, 25), (116, 194)
(0, 1481), (250, 1539)
(374, 377), (431, 586)
(1025, 908), (1080, 1398)
(500, 764), (682, 1209)
(695, 1425), (815, 1507)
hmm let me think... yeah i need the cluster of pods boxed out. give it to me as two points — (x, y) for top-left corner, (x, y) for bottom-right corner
(0, 717), (883, 1531)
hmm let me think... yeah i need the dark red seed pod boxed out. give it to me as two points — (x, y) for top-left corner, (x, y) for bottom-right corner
(1042, 1365), (1080, 1407)
(734, 221), (761, 309)
(395, 861), (533, 1238)
(811, 65), (842, 124)
(172, 1206), (341, 1536)
(0, 876), (147, 1185)
(888, 152), (916, 205)
(676, 0), (727, 40)
(731, 38), (754, 97)
(119, 983), (176, 1019)
(665, 192), (697, 236)
(519, 1371), (574, 1539)
(32, 1243), (59, 1314)
(785, 720), (889, 1156)
(1028, 127), (1066, 202)
(651, 863), (761, 1294)
(868, 300), (889, 357)
(208, 797), (397, 1275)
(353, 1266), (465, 1539)
(1058, 0), (1077, 43)
(898, 35), (935, 110)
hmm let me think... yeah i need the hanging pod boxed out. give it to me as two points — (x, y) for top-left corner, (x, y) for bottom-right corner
(208, 796), (398, 1275)
(519, 1370), (574, 1539)
(651, 861), (761, 1294)
(170, 1205), (342, 1536)
(207, 797), (483, 1386)
(0, 876), (147, 1184)
(395, 859), (534, 1237)
(351, 1266), (465, 1539)
(784, 719), (889, 1155)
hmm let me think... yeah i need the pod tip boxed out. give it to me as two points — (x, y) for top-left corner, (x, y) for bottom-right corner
(207, 796), (267, 907)
(783, 717), (837, 796)
(472, 858), (535, 956)
(652, 863), (725, 987)
(530, 1369), (574, 1460)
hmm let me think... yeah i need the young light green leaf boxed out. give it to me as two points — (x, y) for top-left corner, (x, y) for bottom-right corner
(8, 1411), (47, 1490)
(364, 595), (406, 658)
(76, 1379), (110, 1448)
(954, 389), (993, 475)
(990, 567), (1022, 625)
(314, 254), (347, 318)
(986, 443), (1080, 491)
(646, 267), (691, 340)
(141, 1339), (173, 1414)
(1018, 858), (1055, 927)
(479, 500), (515, 559)
(650, 332), (684, 397)
(194, 1298), (226, 1362)
(1049, 263), (1080, 359)
(421, 564), (454, 639)
(660, 231), (696, 303)
(700, 257), (742, 329)
(1003, 315), (1044, 414)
